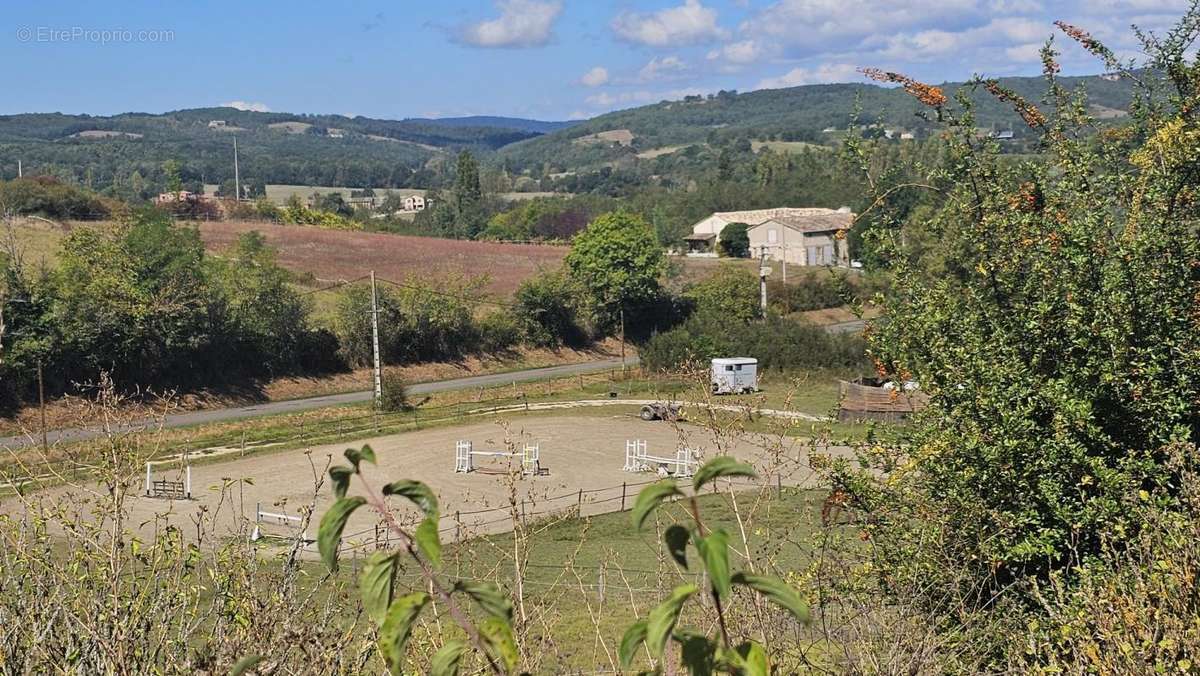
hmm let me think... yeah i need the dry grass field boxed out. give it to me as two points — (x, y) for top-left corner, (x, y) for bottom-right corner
(198, 220), (568, 296)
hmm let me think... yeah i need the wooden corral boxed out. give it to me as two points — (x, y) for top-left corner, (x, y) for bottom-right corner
(838, 378), (929, 421)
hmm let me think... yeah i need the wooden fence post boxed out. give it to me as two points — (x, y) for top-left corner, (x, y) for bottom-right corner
(621, 482), (626, 511)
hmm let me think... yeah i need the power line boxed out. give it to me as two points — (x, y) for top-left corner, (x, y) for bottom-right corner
(296, 275), (369, 297)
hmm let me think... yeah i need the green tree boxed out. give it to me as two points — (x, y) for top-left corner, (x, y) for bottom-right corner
(717, 222), (750, 258)
(452, 150), (484, 238)
(211, 230), (326, 376)
(564, 211), (665, 331)
(838, 12), (1200, 662)
(684, 264), (759, 324)
(161, 159), (182, 193)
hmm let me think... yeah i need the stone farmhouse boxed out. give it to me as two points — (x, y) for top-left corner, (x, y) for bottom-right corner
(684, 207), (854, 267)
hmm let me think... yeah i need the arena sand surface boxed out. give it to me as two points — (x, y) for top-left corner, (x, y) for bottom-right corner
(14, 414), (853, 552)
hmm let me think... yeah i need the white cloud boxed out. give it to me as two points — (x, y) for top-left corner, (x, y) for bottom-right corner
(1005, 42), (1044, 62)
(707, 40), (767, 66)
(612, 0), (728, 47)
(638, 55), (689, 82)
(756, 63), (859, 89)
(221, 101), (270, 112)
(741, 0), (979, 56)
(458, 0), (562, 48)
(580, 66), (609, 87)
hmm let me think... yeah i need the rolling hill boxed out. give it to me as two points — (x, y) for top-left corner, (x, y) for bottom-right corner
(0, 107), (560, 191)
(0, 72), (1139, 195)
(497, 73), (1139, 172)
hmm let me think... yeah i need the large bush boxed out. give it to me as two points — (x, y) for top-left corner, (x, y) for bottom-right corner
(0, 212), (335, 409)
(640, 314), (866, 373)
(684, 264), (760, 324)
(830, 11), (1200, 668)
(336, 278), (481, 366)
(0, 176), (112, 220)
(511, 270), (587, 347)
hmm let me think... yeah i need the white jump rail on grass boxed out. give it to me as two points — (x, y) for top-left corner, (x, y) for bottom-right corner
(454, 440), (540, 475)
(622, 439), (699, 478)
(250, 502), (310, 543)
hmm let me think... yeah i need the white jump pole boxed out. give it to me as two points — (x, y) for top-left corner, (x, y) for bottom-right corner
(624, 440), (648, 472)
(145, 462), (152, 495)
(455, 440), (473, 473)
(522, 443), (540, 475)
(185, 465), (192, 499)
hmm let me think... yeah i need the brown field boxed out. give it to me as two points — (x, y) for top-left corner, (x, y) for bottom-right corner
(10, 413), (845, 547)
(198, 220), (568, 296)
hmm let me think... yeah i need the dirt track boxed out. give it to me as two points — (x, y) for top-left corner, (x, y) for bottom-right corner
(9, 414), (850, 554)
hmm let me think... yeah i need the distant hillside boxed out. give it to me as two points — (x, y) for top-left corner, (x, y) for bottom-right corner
(0, 107), (554, 191)
(417, 116), (580, 134)
(498, 73), (1138, 172)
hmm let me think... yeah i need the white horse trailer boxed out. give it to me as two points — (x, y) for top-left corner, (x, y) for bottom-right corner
(711, 358), (758, 394)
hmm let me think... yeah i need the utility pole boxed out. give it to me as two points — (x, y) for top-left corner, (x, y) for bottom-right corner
(369, 271), (383, 407)
(37, 359), (47, 455)
(758, 249), (769, 317)
(619, 306), (626, 372)
(233, 136), (241, 201)
(17, 160), (22, 178)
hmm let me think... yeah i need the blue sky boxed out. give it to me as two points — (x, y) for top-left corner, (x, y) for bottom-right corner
(2, 1), (1189, 120)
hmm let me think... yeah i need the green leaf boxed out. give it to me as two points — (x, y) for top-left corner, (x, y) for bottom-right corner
(695, 529), (731, 599)
(230, 654), (264, 676)
(378, 592), (430, 674)
(664, 525), (691, 569)
(646, 584), (697, 659)
(453, 580), (514, 621)
(631, 481), (683, 530)
(731, 641), (769, 676)
(479, 616), (520, 672)
(344, 445), (374, 471)
(731, 572), (809, 623)
(383, 479), (440, 519)
(329, 465), (353, 499)
(430, 640), (469, 676)
(318, 496), (366, 572)
(676, 630), (716, 675)
(692, 456), (757, 492)
(619, 620), (648, 669)
(359, 551), (399, 625)
(414, 517), (442, 566)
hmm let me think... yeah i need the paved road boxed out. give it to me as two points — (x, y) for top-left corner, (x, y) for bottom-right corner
(0, 357), (636, 449)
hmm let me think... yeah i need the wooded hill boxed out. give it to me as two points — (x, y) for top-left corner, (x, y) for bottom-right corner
(0, 108), (563, 192)
(497, 72), (1138, 173)
(0, 72), (1136, 193)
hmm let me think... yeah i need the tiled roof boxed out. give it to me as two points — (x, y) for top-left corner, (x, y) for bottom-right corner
(760, 210), (855, 233)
